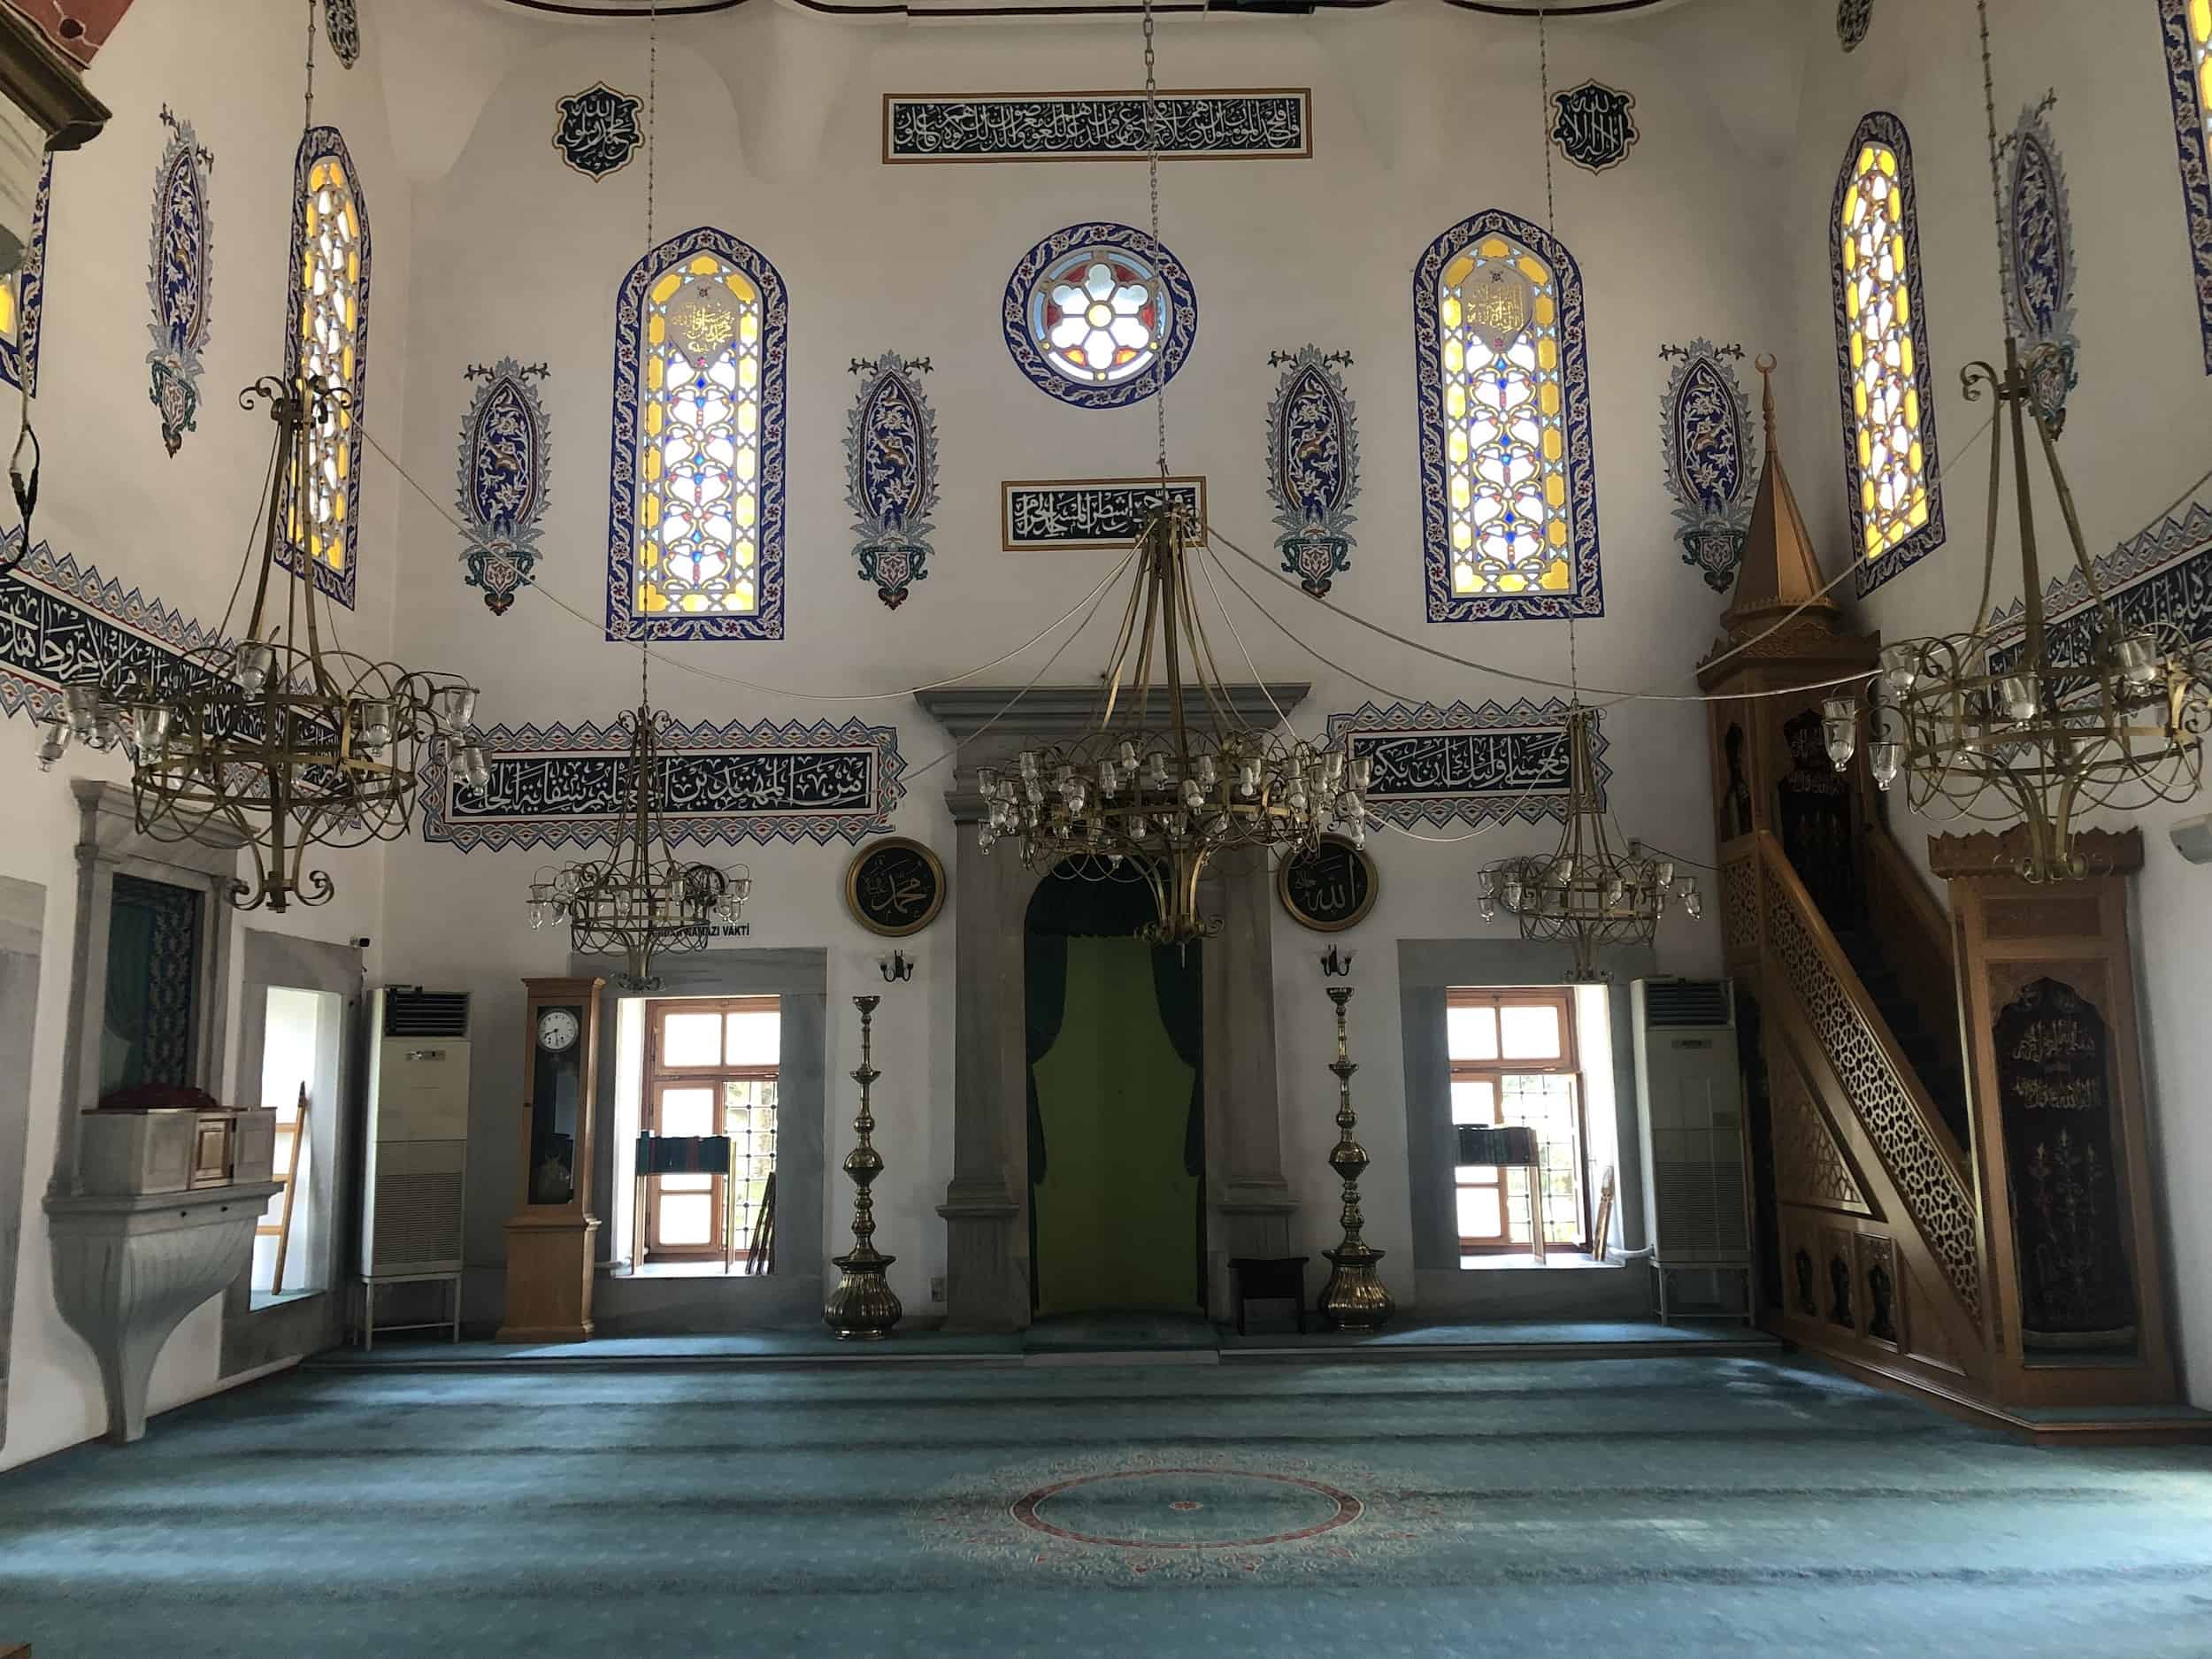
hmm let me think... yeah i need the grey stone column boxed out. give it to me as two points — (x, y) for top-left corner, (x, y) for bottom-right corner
(937, 829), (1025, 1332)
(1204, 849), (1296, 1312)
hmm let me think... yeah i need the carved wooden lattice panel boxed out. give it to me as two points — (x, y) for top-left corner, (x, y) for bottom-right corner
(1774, 1064), (1871, 1216)
(1722, 855), (1759, 956)
(1766, 882), (1982, 1320)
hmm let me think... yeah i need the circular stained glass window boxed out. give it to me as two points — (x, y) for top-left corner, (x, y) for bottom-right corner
(1034, 250), (1169, 386)
(1003, 222), (1197, 409)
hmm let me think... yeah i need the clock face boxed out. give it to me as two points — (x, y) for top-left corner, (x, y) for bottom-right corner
(537, 1008), (581, 1053)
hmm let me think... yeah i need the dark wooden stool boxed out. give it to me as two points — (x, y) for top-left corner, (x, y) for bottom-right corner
(1227, 1256), (1310, 1335)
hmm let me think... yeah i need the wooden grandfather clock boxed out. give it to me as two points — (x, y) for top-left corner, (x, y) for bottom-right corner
(496, 977), (605, 1342)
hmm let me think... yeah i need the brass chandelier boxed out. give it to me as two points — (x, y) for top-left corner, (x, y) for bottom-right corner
(526, 668), (750, 993)
(1476, 703), (1700, 982)
(1825, 0), (2212, 882)
(979, 503), (1363, 946)
(38, 375), (488, 911)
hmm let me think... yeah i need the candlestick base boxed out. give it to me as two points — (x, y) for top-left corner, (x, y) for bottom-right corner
(825, 1247), (902, 1340)
(1317, 1243), (1393, 1331)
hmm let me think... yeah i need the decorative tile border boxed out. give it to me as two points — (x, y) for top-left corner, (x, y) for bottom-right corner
(848, 353), (940, 609)
(1265, 347), (1359, 598)
(277, 126), (368, 611)
(1831, 111), (1944, 599)
(2158, 0), (2212, 375)
(1002, 477), (1206, 552)
(604, 226), (788, 641)
(1002, 220), (1198, 411)
(0, 156), (51, 396)
(1988, 498), (2212, 681)
(1659, 341), (1756, 595)
(1413, 209), (1602, 622)
(884, 90), (1310, 164)
(457, 359), (552, 616)
(145, 107), (214, 457)
(420, 715), (906, 852)
(1322, 698), (1591, 830)
(0, 532), (227, 726)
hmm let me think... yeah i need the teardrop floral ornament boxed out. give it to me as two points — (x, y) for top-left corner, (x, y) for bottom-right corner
(1265, 347), (1360, 598)
(846, 353), (940, 610)
(456, 359), (552, 615)
(1658, 341), (1757, 594)
(144, 107), (214, 457)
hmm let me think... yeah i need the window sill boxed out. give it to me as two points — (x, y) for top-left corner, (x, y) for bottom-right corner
(248, 1287), (324, 1312)
(1457, 1253), (1619, 1271)
(605, 1260), (766, 1280)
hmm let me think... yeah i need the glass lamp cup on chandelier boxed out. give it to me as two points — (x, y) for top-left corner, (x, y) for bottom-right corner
(975, 503), (1364, 947)
(1814, 0), (2212, 885)
(1475, 703), (1700, 983)
(36, 376), (490, 912)
(525, 698), (751, 993)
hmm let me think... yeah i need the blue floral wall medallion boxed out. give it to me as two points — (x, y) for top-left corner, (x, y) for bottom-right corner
(1658, 341), (1757, 594)
(1550, 81), (1640, 176)
(324, 0), (360, 68)
(1264, 347), (1359, 598)
(456, 360), (552, 616)
(144, 108), (213, 458)
(553, 82), (643, 180)
(1838, 0), (1871, 51)
(846, 353), (939, 610)
(1003, 222), (1198, 409)
(2003, 96), (2079, 433)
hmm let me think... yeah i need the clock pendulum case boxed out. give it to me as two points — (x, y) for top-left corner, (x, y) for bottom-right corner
(497, 977), (608, 1342)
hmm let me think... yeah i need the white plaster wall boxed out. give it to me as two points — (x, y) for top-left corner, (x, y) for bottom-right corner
(376, 0), (1788, 1321)
(1775, 0), (2212, 1405)
(0, 0), (412, 1470)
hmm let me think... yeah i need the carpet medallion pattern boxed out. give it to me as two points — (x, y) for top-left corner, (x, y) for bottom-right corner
(928, 1449), (1421, 1578)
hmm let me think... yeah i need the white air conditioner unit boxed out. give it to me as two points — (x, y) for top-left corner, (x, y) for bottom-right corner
(1631, 977), (1751, 1323)
(361, 987), (472, 1282)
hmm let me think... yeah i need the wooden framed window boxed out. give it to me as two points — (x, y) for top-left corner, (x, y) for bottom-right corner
(1447, 987), (1589, 1255)
(641, 995), (779, 1263)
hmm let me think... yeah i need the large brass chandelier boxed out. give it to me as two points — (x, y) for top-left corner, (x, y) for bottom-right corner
(526, 662), (749, 991)
(1475, 703), (1700, 982)
(1826, 0), (2212, 882)
(38, 376), (488, 911)
(979, 504), (1363, 945)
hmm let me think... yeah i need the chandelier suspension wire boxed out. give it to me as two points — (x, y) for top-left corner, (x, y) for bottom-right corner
(1823, 0), (2212, 881)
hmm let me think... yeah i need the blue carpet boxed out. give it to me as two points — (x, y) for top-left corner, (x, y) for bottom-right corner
(4, 1354), (2211, 1657)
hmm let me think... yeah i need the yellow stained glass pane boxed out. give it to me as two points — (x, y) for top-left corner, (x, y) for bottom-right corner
(1442, 255), (1473, 288)
(0, 282), (16, 339)
(2193, 0), (2211, 45)
(723, 272), (757, 303)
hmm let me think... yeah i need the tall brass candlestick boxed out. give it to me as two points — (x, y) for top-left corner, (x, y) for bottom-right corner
(1317, 984), (1392, 1330)
(825, 995), (902, 1340)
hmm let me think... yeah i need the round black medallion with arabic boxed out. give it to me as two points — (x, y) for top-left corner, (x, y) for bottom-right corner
(1838, 0), (1871, 51)
(1276, 834), (1378, 933)
(846, 838), (947, 938)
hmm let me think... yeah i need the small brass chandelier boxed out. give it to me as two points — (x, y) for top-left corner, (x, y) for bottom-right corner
(38, 375), (488, 910)
(1826, 0), (2212, 882)
(1476, 703), (1700, 982)
(979, 504), (1363, 946)
(526, 663), (750, 993)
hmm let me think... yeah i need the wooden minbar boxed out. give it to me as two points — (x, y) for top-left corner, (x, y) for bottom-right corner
(497, 977), (605, 1343)
(1928, 828), (2180, 1410)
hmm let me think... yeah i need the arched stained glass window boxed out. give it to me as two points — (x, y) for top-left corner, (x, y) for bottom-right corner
(2157, 0), (2212, 371)
(0, 156), (50, 395)
(1832, 112), (1942, 594)
(1414, 210), (1601, 622)
(280, 127), (369, 608)
(607, 227), (787, 641)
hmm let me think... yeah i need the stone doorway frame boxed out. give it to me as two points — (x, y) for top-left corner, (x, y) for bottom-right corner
(917, 686), (1310, 1333)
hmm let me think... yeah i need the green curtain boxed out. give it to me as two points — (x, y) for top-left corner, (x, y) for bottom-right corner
(1025, 860), (1204, 1314)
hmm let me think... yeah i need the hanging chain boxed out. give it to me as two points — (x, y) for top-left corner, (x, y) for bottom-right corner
(1143, 0), (1170, 492)
(1978, 0), (2008, 328)
(1537, 4), (1578, 698)
(640, 0), (659, 698)
(303, 0), (317, 134)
